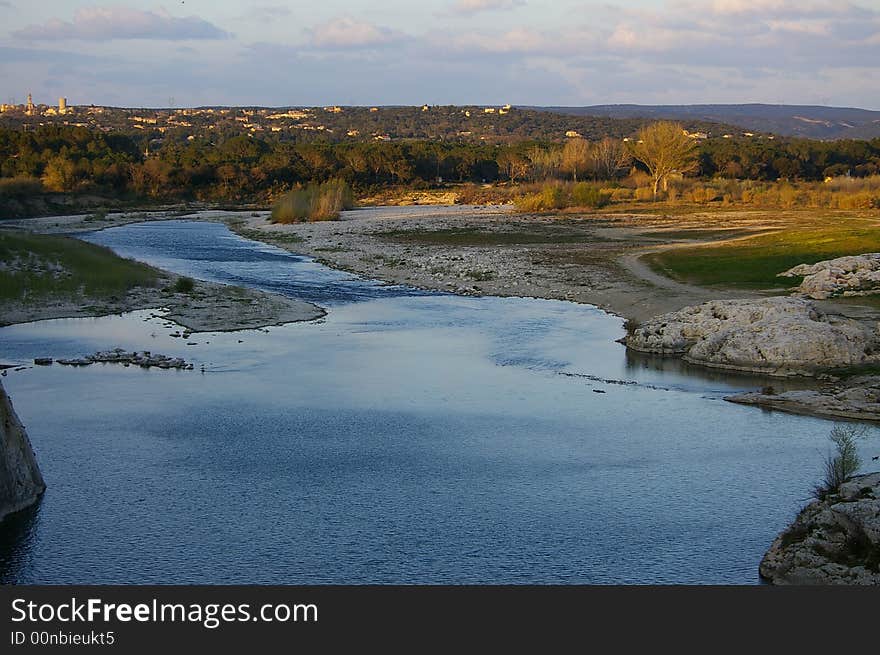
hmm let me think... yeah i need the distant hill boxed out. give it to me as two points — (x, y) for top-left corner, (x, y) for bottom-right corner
(0, 104), (738, 144)
(530, 104), (880, 140)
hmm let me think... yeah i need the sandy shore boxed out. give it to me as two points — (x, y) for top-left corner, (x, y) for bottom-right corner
(230, 205), (768, 323)
(1, 208), (241, 235)
(6, 203), (876, 328)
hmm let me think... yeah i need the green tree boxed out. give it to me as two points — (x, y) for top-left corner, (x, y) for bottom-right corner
(41, 156), (77, 192)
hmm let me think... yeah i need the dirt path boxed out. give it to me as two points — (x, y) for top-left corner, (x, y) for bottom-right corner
(618, 247), (722, 300)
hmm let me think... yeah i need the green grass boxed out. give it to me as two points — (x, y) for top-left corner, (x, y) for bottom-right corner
(639, 229), (755, 240)
(379, 227), (610, 246)
(646, 225), (880, 289)
(0, 230), (160, 303)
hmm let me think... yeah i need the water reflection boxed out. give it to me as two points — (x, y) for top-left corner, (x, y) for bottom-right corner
(624, 349), (820, 393)
(0, 501), (42, 584)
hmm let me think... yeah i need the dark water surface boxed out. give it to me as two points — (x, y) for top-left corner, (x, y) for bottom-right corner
(1, 218), (875, 584)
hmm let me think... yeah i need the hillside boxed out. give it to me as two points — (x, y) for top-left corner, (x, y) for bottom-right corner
(533, 104), (880, 140)
(0, 104), (736, 144)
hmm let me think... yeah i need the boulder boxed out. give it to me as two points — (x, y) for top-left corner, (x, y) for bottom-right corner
(760, 472), (880, 585)
(625, 297), (880, 376)
(779, 253), (880, 299)
(0, 381), (46, 523)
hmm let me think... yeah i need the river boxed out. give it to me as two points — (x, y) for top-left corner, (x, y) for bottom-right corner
(1, 217), (873, 584)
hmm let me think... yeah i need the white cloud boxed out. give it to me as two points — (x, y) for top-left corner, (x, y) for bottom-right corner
(308, 17), (407, 49)
(13, 7), (231, 41)
(5, 0), (880, 109)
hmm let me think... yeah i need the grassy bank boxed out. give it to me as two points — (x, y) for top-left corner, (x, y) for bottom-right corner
(0, 230), (160, 303)
(646, 222), (880, 289)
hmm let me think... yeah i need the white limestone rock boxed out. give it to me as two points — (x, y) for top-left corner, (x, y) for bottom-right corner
(760, 472), (880, 585)
(625, 297), (880, 376)
(779, 253), (880, 299)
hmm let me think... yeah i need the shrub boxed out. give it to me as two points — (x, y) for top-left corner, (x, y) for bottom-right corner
(813, 424), (864, 499)
(536, 184), (564, 210)
(514, 192), (546, 213)
(634, 186), (655, 201)
(514, 184), (565, 212)
(174, 276), (195, 293)
(270, 179), (354, 223)
(0, 176), (44, 196)
(571, 182), (610, 208)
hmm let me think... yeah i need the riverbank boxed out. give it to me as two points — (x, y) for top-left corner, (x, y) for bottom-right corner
(0, 225), (324, 331)
(228, 205), (764, 324)
(1, 274), (324, 332)
(228, 205), (880, 325)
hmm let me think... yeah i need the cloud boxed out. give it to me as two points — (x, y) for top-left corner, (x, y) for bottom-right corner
(247, 6), (292, 23)
(5, 0), (880, 109)
(432, 1), (880, 67)
(13, 7), (231, 41)
(449, 0), (526, 15)
(308, 17), (407, 49)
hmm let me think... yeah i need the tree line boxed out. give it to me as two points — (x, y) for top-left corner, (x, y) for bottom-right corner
(1, 125), (879, 203)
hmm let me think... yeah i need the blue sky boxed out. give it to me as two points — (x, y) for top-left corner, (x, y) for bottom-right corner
(1, 1), (879, 109)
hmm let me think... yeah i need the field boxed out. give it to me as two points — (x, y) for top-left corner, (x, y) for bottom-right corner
(646, 220), (880, 289)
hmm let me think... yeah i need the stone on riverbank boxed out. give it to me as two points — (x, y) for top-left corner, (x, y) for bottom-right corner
(624, 297), (880, 376)
(759, 472), (880, 585)
(727, 377), (880, 422)
(0, 381), (46, 523)
(779, 253), (880, 300)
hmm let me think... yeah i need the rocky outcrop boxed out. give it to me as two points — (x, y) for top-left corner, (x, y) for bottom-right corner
(760, 472), (880, 585)
(624, 297), (880, 376)
(0, 381), (46, 523)
(727, 377), (880, 422)
(45, 349), (193, 370)
(779, 253), (880, 300)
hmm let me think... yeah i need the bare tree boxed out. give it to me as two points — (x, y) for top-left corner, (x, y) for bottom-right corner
(590, 137), (632, 181)
(561, 138), (590, 182)
(526, 145), (562, 181)
(497, 150), (530, 183)
(628, 122), (698, 198)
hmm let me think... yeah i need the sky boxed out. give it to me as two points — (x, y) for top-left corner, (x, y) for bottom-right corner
(1, 0), (879, 109)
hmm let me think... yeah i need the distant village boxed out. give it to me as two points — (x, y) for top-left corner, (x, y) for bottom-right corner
(0, 94), (759, 145)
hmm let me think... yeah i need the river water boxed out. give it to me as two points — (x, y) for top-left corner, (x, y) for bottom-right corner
(1, 217), (874, 584)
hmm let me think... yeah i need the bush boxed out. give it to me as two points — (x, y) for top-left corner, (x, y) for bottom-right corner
(813, 425), (864, 499)
(174, 276), (195, 293)
(514, 184), (564, 212)
(571, 182), (610, 208)
(0, 177), (44, 196)
(634, 186), (655, 201)
(515, 182), (610, 212)
(270, 179), (354, 223)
